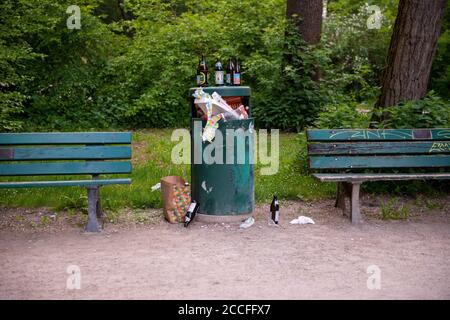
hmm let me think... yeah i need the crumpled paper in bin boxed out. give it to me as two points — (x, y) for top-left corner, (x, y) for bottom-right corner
(192, 89), (240, 142)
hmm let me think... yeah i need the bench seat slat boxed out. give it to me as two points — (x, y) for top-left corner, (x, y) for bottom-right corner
(310, 155), (450, 169)
(313, 173), (450, 182)
(0, 132), (132, 145)
(308, 141), (450, 155)
(0, 146), (131, 161)
(307, 129), (450, 141)
(0, 161), (132, 176)
(0, 178), (131, 188)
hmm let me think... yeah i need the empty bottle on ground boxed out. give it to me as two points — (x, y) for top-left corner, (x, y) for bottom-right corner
(184, 200), (199, 227)
(270, 195), (280, 224)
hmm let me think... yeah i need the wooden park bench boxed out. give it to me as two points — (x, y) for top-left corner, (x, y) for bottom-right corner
(0, 132), (132, 232)
(306, 128), (450, 224)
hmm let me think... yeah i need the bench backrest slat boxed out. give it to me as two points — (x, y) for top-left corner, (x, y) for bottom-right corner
(0, 132), (132, 145)
(0, 132), (132, 178)
(307, 129), (450, 141)
(0, 146), (131, 161)
(0, 161), (131, 176)
(310, 155), (450, 169)
(308, 141), (450, 155)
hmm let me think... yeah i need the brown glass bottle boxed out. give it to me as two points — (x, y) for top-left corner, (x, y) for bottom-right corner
(233, 58), (241, 86)
(196, 55), (208, 87)
(225, 58), (234, 86)
(270, 195), (280, 224)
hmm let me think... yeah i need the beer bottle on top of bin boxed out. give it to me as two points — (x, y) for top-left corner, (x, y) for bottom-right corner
(226, 58), (234, 86)
(233, 58), (241, 86)
(196, 55), (241, 87)
(214, 59), (224, 86)
(196, 54), (208, 87)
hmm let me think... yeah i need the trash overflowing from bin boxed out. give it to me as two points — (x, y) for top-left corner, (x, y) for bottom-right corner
(192, 88), (249, 142)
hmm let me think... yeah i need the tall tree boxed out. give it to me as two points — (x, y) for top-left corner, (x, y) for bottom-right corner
(284, 0), (323, 82)
(286, 0), (323, 45)
(377, 0), (447, 109)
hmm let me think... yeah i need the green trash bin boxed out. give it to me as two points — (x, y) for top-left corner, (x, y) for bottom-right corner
(188, 86), (254, 222)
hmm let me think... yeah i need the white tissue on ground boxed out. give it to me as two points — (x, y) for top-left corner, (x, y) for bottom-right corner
(150, 183), (161, 192)
(240, 217), (255, 229)
(290, 216), (315, 225)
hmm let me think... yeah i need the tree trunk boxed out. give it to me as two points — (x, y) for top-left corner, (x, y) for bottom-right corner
(286, 0), (323, 45)
(285, 0), (323, 81)
(377, 0), (446, 108)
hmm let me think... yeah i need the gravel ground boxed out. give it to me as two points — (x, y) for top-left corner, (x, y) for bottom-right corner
(0, 195), (449, 300)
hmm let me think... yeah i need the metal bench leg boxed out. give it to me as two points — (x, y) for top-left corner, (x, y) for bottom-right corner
(96, 187), (102, 218)
(86, 186), (100, 232)
(350, 182), (362, 224)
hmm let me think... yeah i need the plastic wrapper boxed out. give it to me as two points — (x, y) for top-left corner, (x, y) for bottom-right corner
(202, 114), (223, 142)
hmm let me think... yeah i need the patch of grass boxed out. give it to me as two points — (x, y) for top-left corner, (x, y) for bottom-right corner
(414, 195), (444, 211)
(0, 129), (334, 211)
(380, 197), (409, 220)
(39, 215), (50, 226)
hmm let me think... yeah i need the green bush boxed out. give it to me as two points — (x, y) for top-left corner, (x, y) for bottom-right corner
(0, 92), (25, 131)
(1, 0), (447, 132)
(375, 91), (450, 128)
(314, 101), (372, 129)
(320, 3), (395, 104)
(313, 91), (449, 130)
(253, 22), (328, 131)
(430, 3), (450, 99)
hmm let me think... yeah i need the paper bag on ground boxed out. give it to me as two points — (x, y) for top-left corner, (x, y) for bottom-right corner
(161, 176), (190, 223)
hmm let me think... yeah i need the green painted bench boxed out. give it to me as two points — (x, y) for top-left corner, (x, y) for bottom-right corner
(0, 132), (132, 232)
(306, 128), (450, 224)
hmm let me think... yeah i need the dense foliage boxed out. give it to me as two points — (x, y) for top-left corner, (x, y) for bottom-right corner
(0, 0), (448, 132)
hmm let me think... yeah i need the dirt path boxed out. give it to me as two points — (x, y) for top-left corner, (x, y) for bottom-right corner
(1, 198), (449, 300)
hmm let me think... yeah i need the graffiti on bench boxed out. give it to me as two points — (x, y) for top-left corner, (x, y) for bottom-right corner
(429, 142), (450, 153)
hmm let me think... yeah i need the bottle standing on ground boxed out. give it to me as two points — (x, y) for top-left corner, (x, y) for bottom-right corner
(233, 58), (241, 86)
(214, 59), (224, 86)
(196, 55), (208, 87)
(270, 195), (280, 224)
(226, 58), (234, 86)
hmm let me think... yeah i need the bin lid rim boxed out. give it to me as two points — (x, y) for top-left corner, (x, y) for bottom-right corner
(188, 86), (251, 97)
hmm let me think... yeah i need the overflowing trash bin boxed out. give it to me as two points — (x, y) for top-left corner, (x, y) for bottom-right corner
(188, 86), (254, 222)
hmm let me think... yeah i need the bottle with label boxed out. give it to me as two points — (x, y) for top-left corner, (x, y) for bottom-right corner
(233, 58), (241, 86)
(270, 195), (280, 224)
(214, 59), (224, 86)
(196, 55), (208, 87)
(184, 200), (199, 227)
(225, 58), (234, 86)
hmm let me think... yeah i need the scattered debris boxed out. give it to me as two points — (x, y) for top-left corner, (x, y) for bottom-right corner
(150, 183), (161, 192)
(240, 217), (255, 229)
(289, 216), (315, 225)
